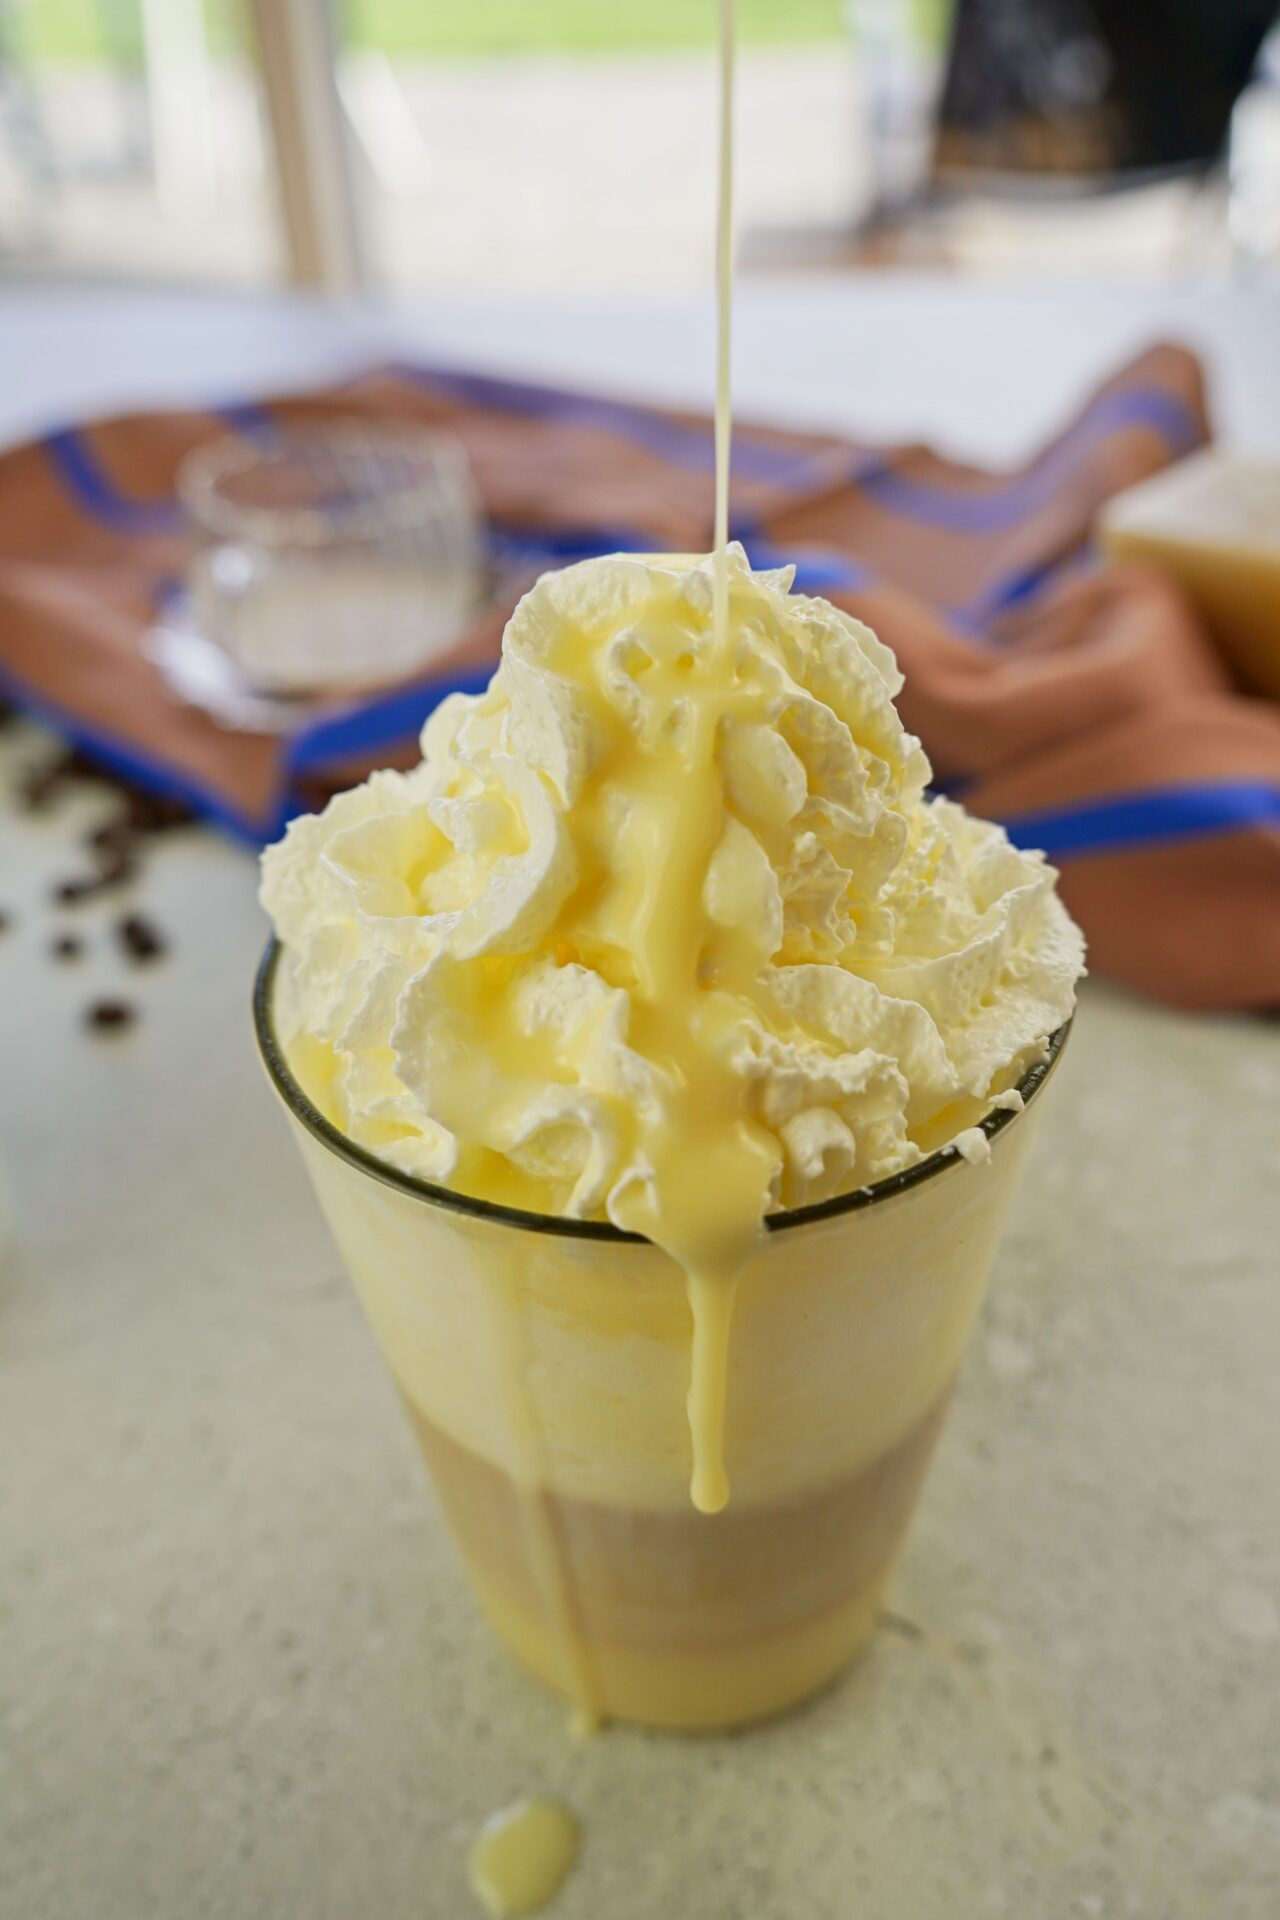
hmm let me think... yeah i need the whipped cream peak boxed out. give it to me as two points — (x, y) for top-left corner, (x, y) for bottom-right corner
(262, 549), (1083, 1505)
(264, 546), (1081, 1215)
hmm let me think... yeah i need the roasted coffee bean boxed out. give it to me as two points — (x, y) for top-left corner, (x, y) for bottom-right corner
(53, 853), (138, 904)
(85, 998), (136, 1033)
(21, 750), (193, 920)
(118, 912), (166, 963)
(125, 790), (192, 834)
(89, 821), (136, 857)
(18, 758), (67, 811)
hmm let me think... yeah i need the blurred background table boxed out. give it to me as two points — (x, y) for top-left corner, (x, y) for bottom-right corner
(2, 279), (1279, 1920)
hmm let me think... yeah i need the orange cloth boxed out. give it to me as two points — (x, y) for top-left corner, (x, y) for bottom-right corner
(0, 343), (1276, 1010)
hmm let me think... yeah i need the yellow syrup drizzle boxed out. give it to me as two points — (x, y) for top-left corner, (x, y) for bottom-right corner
(584, 651), (777, 1511)
(712, 0), (736, 653)
(467, 1797), (580, 1918)
(681, 0), (759, 1515)
(571, 0), (762, 1516)
(428, 3), (759, 1547)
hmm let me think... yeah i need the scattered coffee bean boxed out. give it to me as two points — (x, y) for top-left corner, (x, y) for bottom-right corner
(52, 933), (84, 960)
(85, 998), (136, 1034)
(19, 747), (193, 860)
(52, 850), (138, 905)
(124, 789), (192, 836)
(89, 821), (135, 859)
(18, 750), (194, 943)
(18, 759), (65, 812)
(118, 912), (166, 964)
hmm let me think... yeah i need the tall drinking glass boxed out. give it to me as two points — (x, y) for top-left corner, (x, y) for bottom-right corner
(256, 941), (1069, 1730)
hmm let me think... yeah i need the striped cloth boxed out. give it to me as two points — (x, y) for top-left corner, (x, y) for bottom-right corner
(0, 343), (1276, 1009)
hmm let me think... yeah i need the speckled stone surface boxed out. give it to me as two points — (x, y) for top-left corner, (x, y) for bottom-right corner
(3, 722), (1279, 1920)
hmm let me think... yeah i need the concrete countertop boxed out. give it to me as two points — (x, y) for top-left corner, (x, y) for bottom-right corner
(4, 717), (1278, 1919)
(3, 282), (1279, 1919)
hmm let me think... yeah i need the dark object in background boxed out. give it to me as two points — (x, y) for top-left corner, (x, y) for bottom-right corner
(9, 750), (181, 1010)
(20, 746), (193, 834)
(85, 999), (135, 1035)
(54, 873), (115, 905)
(935, 0), (1277, 183)
(21, 747), (192, 907)
(117, 913), (166, 965)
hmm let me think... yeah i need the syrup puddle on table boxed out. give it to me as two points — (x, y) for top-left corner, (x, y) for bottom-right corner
(467, 1799), (581, 1918)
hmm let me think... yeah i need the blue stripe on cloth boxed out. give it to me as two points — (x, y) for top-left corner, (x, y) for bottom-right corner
(859, 388), (1202, 535)
(284, 668), (495, 776)
(43, 407), (271, 537)
(0, 657), (266, 840)
(489, 530), (882, 605)
(390, 361), (833, 489)
(43, 428), (185, 537)
(1001, 782), (1280, 860)
(747, 540), (873, 593)
(37, 370), (1202, 565)
(485, 528), (1040, 642)
(0, 643), (495, 842)
(746, 541), (997, 637)
(961, 546), (1104, 629)
(488, 524), (653, 568)
(927, 774), (976, 802)
(216, 401), (275, 435)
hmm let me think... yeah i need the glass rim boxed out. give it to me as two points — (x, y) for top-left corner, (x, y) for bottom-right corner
(178, 423), (476, 548)
(254, 937), (1071, 1245)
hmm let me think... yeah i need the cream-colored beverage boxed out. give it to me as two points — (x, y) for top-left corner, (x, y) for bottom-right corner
(256, 0), (1082, 1734)
(257, 546), (1083, 1729)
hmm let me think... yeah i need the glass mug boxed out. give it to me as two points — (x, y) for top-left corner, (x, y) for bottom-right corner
(180, 424), (483, 698)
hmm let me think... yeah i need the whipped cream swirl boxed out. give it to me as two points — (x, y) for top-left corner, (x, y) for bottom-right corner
(262, 548), (1083, 1227)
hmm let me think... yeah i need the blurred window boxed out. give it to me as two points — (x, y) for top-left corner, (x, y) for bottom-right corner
(0, 0), (281, 284)
(2, 0), (1272, 292)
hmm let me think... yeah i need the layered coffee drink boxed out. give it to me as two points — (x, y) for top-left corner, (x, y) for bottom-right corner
(257, 549), (1082, 1727)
